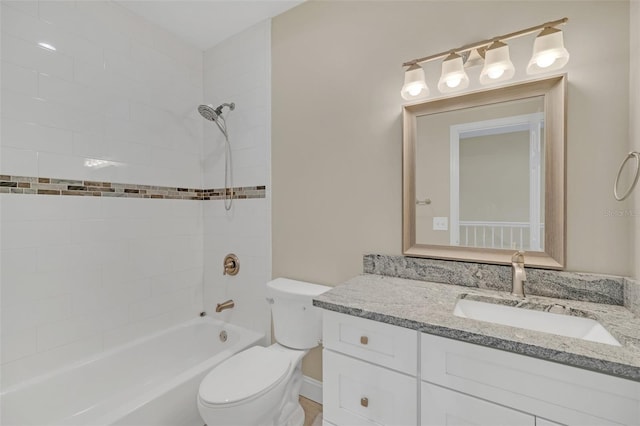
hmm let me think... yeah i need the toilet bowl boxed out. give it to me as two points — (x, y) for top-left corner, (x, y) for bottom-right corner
(197, 278), (330, 426)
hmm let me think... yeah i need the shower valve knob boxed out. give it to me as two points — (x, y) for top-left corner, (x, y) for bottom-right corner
(223, 254), (239, 276)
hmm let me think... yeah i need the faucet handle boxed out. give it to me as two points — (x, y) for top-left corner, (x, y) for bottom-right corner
(511, 250), (525, 264)
(223, 254), (239, 276)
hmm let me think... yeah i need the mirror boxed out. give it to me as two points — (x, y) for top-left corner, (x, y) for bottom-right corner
(403, 76), (566, 269)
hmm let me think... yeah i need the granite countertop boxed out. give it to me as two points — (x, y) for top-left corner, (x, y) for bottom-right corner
(313, 274), (640, 382)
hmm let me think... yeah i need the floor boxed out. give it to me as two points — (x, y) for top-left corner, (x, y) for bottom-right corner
(300, 396), (323, 426)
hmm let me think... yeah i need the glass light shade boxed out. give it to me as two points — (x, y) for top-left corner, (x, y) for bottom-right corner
(479, 41), (515, 84)
(437, 53), (469, 93)
(401, 64), (429, 100)
(527, 27), (570, 74)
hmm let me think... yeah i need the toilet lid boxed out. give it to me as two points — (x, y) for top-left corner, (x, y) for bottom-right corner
(199, 346), (291, 405)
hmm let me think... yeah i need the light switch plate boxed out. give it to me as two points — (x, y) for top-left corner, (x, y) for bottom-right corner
(433, 217), (448, 231)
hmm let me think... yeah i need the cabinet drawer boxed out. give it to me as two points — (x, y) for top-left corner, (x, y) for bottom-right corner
(422, 382), (535, 426)
(421, 333), (639, 425)
(323, 311), (417, 375)
(323, 349), (417, 426)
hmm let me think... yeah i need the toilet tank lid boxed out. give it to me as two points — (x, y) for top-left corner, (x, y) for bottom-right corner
(267, 278), (331, 296)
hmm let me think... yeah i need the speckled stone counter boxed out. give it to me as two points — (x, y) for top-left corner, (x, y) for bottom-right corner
(313, 274), (640, 382)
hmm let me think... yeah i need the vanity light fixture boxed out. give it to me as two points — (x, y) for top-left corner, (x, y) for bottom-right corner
(400, 63), (429, 100)
(437, 52), (469, 93)
(401, 17), (569, 99)
(479, 40), (515, 84)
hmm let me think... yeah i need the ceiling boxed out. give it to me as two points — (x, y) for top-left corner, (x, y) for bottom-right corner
(116, 0), (303, 51)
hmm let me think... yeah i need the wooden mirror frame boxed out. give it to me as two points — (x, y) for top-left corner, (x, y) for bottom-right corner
(402, 75), (566, 269)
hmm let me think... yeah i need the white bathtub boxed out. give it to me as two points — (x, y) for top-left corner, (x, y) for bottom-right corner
(1, 317), (264, 426)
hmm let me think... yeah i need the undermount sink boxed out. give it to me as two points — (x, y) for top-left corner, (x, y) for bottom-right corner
(453, 297), (621, 346)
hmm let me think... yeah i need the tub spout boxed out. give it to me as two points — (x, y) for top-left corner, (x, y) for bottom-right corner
(215, 299), (235, 313)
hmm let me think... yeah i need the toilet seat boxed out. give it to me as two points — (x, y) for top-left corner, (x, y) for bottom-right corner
(199, 346), (291, 407)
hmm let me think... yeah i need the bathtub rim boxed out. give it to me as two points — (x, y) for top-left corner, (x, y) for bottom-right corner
(91, 319), (264, 426)
(1, 316), (263, 396)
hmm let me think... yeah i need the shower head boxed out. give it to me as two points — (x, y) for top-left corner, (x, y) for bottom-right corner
(198, 103), (235, 123)
(198, 104), (221, 122)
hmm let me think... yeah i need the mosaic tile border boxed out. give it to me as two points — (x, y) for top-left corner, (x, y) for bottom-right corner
(0, 175), (265, 201)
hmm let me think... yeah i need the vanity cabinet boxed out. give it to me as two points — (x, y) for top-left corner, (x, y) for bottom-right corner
(322, 311), (418, 426)
(322, 310), (640, 426)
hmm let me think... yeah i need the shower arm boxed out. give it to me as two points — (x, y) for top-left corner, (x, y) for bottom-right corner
(216, 103), (236, 114)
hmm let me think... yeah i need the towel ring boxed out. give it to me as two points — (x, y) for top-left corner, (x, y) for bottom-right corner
(614, 151), (640, 201)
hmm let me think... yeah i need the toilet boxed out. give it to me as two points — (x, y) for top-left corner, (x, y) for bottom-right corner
(197, 278), (330, 426)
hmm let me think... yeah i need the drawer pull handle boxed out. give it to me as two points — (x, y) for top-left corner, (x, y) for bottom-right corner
(360, 336), (368, 345)
(361, 397), (369, 407)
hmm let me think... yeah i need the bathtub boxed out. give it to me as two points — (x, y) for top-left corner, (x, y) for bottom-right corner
(1, 317), (264, 426)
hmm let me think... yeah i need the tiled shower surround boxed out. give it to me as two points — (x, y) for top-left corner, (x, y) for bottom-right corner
(0, 2), (271, 390)
(0, 175), (266, 200)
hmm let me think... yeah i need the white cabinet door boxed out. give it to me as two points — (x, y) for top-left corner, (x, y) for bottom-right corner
(323, 349), (417, 426)
(422, 382), (535, 426)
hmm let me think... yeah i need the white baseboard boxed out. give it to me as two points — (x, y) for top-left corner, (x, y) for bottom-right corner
(300, 375), (322, 404)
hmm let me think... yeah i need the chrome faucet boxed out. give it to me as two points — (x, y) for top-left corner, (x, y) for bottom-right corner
(215, 299), (235, 312)
(511, 251), (527, 298)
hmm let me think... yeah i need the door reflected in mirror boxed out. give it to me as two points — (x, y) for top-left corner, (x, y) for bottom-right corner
(416, 97), (545, 251)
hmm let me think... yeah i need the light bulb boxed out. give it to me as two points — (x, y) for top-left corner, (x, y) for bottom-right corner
(407, 84), (423, 96)
(487, 67), (505, 79)
(446, 76), (461, 88)
(535, 54), (556, 68)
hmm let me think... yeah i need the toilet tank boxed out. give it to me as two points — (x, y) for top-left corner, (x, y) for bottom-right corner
(266, 278), (331, 350)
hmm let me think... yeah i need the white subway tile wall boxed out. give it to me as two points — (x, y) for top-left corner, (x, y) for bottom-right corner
(0, 1), (203, 189)
(0, 195), (204, 388)
(0, 1), (204, 387)
(202, 21), (272, 340)
(1, 2), (272, 388)
(203, 20), (270, 189)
